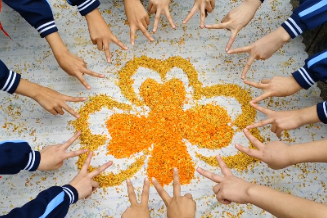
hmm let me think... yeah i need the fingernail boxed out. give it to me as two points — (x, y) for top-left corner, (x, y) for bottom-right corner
(87, 86), (91, 90)
(196, 167), (202, 171)
(174, 167), (178, 172)
(82, 98), (87, 100)
(84, 149), (88, 152)
(145, 177), (149, 182)
(76, 115), (80, 118)
(217, 154), (221, 158)
(127, 179), (131, 183)
(152, 177), (156, 182)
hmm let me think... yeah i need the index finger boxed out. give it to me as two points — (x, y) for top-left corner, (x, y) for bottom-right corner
(243, 129), (264, 150)
(63, 96), (86, 102)
(76, 74), (91, 90)
(126, 179), (138, 205)
(173, 168), (181, 197)
(152, 177), (171, 206)
(153, 10), (161, 33)
(200, 5), (206, 29)
(241, 55), (255, 79)
(183, 6), (198, 24)
(205, 23), (229, 29)
(141, 178), (150, 205)
(164, 9), (176, 29)
(62, 132), (81, 150)
(216, 155), (232, 177)
(139, 25), (154, 42)
(130, 27), (136, 46)
(104, 42), (111, 63)
(246, 118), (274, 129)
(61, 102), (80, 118)
(88, 161), (113, 178)
(196, 167), (223, 183)
(83, 69), (105, 79)
(250, 102), (272, 115)
(81, 151), (93, 173)
(227, 45), (251, 54)
(243, 79), (266, 89)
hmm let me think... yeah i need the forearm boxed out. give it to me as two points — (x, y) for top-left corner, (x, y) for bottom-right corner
(14, 79), (40, 99)
(289, 139), (327, 165)
(45, 32), (69, 62)
(298, 105), (320, 126)
(247, 184), (327, 218)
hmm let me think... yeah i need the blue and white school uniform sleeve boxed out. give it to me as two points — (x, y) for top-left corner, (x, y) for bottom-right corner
(0, 140), (40, 174)
(1, 185), (78, 218)
(317, 101), (327, 124)
(292, 49), (327, 89)
(3, 0), (58, 38)
(281, 0), (327, 38)
(66, 0), (100, 16)
(0, 60), (21, 94)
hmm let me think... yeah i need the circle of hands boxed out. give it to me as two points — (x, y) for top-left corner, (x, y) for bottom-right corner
(25, 0), (320, 216)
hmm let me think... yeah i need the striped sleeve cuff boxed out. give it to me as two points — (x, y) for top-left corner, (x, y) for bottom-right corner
(23, 150), (41, 171)
(281, 14), (305, 39)
(1, 70), (21, 94)
(62, 185), (78, 204)
(292, 66), (315, 89)
(36, 21), (58, 38)
(317, 102), (327, 124)
(77, 0), (100, 16)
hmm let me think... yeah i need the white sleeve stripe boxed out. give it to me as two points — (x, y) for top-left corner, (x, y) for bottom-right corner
(323, 102), (327, 118)
(288, 17), (303, 34)
(4, 72), (16, 92)
(301, 67), (314, 84)
(38, 25), (57, 35)
(23, 152), (33, 170)
(284, 21), (298, 37)
(36, 21), (55, 31)
(79, 0), (96, 11)
(78, 0), (92, 9)
(298, 68), (313, 86)
(1, 70), (12, 91)
(63, 187), (74, 204)
(26, 151), (35, 171)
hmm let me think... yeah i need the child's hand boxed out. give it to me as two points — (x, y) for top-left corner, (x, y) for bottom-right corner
(197, 155), (253, 204)
(206, 0), (261, 51)
(69, 151), (113, 200)
(244, 76), (302, 103)
(33, 85), (85, 118)
(122, 178), (151, 218)
(247, 102), (304, 138)
(152, 168), (196, 218)
(124, 0), (154, 45)
(85, 9), (127, 63)
(183, 0), (215, 29)
(148, 0), (176, 33)
(46, 32), (104, 90)
(236, 129), (292, 170)
(38, 132), (88, 171)
(227, 27), (290, 79)
(57, 50), (104, 89)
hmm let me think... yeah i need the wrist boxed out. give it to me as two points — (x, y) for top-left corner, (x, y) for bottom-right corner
(275, 27), (291, 43)
(246, 184), (260, 204)
(85, 8), (101, 22)
(298, 105), (320, 126)
(15, 79), (41, 100)
(245, 0), (262, 9)
(45, 32), (69, 61)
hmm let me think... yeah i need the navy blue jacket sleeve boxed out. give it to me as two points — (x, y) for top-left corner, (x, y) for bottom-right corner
(292, 49), (327, 90)
(317, 101), (327, 124)
(0, 60), (21, 94)
(0, 140), (40, 174)
(281, 0), (327, 38)
(3, 0), (58, 38)
(66, 0), (100, 16)
(1, 185), (78, 218)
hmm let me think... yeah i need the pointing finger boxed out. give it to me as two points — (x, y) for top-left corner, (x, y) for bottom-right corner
(216, 155), (232, 177)
(130, 27), (136, 46)
(152, 177), (171, 206)
(126, 179), (138, 205)
(63, 96), (86, 102)
(141, 178), (150, 205)
(81, 151), (93, 173)
(164, 9), (176, 29)
(153, 10), (161, 33)
(76, 74), (91, 90)
(62, 132), (81, 150)
(251, 92), (272, 104)
(250, 102), (272, 116)
(103, 41), (111, 63)
(235, 144), (262, 159)
(139, 25), (154, 42)
(65, 148), (88, 159)
(88, 161), (113, 178)
(227, 45), (251, 54)
(173, 168), (181, 197)
(226, 29), (238, 51)
(241, 55), (255, 80)
(183, 6), (198, 24)
(61, 102), (80, 118)
(196, 167), (223, 183)
(242, 129), (264, 150)
(83, 69), (105, 79)
(205, 23), (228, 29)
(200, 5), (206, 29)
(243, 79), (267, 89)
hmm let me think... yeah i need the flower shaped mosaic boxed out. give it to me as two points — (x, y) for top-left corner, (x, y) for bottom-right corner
(71, 56), (265, 187)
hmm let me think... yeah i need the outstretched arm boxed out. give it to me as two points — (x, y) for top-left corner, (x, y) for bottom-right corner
(197, 155), (327, 218)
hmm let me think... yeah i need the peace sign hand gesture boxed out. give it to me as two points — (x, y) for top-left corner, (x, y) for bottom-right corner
(122, 178), (151, 218)
(197, 155), (253, 204)
(69, 151), (113, 200)
(152, 168), (196, 218)
(183, 0), (215, 29)
(37, 132), (88, 171)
